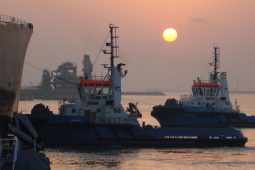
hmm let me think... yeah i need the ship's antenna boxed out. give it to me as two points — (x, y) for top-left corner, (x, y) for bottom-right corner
(210, 46), (220, 81)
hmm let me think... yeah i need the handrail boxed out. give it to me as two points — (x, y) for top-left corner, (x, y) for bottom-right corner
(0, 138), (16, 141)
(0, 15), (30, 25)
(0, 138), (19, 170)
(13, 138), (19, 170)
(0, 138), (17, 160)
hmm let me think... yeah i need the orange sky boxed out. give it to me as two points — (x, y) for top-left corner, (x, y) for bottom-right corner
(2, 0), (255, 91)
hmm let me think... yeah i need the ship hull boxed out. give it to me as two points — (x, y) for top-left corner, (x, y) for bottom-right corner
(27, 114), (247, 148)
(0, 17), (33, 118)
(0, 17), (50, 170)
(151, 106), (255, 128)
(0, 16), (33, 140)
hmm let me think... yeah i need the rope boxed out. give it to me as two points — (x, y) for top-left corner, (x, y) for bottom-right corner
(25, 61), (44, 72)
(25, 61), (78, 86)
(25, 31), (110, 87)
(92, 32), (110, 69)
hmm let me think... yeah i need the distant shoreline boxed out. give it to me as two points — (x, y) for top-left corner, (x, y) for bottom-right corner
(230, 91), (255, 94)
(122, 91), (165, 96)
(20, 89), (165, 101)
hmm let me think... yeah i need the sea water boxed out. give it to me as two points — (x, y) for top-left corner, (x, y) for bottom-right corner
(19, 92), (255, 170)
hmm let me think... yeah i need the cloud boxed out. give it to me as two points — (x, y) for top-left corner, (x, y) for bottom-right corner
(188, 16), (208, 24)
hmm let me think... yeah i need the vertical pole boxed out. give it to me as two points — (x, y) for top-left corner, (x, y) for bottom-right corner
(212, 46), (220, 82)
(0, 136), (2, 157)
(109, 25), (114, 102)
(109, 25), (119, 104)
(110, 25), (114, 79)
(0, 118), (5, 157)
(0, 123), (7, 157)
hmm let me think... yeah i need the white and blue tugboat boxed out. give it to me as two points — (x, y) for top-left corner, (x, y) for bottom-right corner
(152, 46), (255, 128)
(27, 26), (247, 147)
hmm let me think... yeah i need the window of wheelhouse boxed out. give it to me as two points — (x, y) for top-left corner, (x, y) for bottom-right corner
(199, 88), (203, 95)
(95, 85), (112, 100)
(79, 87), (88, 99)
(209, 87), (217, 96)
(89, 88), (95, 98)
(208, 87), (220, 96)
(192, 87), (196, 95)
(215, 88), (220, 96)
(192, 87), (199, 96)
(192, 87), (203, 96)
(96, 87), (102, 99)
(79, 80), (112, 100)
(103, 88), (109, 95)
(103, 87), (112, 99)
(84, 88), (88, 95)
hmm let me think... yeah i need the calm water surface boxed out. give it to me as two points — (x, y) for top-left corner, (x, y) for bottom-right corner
(19, 92), (255, 170)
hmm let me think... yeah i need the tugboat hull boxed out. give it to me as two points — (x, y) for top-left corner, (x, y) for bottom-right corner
(27, 115), (247, 148)
(151, 106), (255, 128)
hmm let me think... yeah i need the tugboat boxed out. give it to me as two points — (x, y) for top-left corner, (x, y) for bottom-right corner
(27, 26), (247, 147)
(152, 46), (255, 128)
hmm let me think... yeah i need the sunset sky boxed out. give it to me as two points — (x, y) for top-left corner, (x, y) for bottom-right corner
(2, 0), (255, 91)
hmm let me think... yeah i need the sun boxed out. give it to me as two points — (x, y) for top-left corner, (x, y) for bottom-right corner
(163, 28), (177, 42)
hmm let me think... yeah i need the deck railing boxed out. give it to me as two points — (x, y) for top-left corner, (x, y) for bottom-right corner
(0, 138), (19, 170)
(0, 15), (29, 25)
(0, 138), (16, 159)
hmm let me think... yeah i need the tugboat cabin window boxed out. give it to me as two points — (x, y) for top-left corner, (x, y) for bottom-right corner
(96, 88), (102, 95)
(192, 87), (203, 96)
(80, 88), (88, 99)
(84, 88), (88, 95)
(88, 89), (96, 99)
(103, 88), (109, 95)
(199, 88), (203, 95)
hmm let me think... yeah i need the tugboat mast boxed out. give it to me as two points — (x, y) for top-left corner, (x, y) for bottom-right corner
(109, 24), (119, 78)
(103, 24), (122, 106)
(103, 24), (127, 107)
(211, 46), (220, 81)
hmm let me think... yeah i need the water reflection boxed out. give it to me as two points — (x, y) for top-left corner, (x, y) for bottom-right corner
(44, 142), (255, 170)
(19, 93), (255, 170)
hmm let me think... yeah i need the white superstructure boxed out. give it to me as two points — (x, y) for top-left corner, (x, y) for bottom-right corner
(59, 25), (141, 126)
(179, 46), (236, 113)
